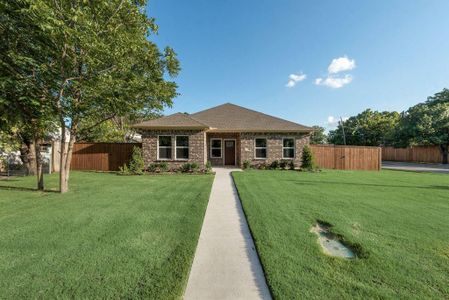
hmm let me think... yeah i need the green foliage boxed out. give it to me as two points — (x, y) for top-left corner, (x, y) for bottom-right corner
(328, 109), (400, 146)
(395, 88), (449, 163)
(279, 160), (289, 170)
(310, 126), (327, 144)
(180, 162), (199, 173)
(205, 161), (212, 173)
(301, 145), (315, 170)
(288, 160), (295, 170)
(128, 147), (144, 175)
(118, 164), (130, 175)
(243, 160), (251, 170)
(270, 160), (280, 169)
(147, 162), (168, 173)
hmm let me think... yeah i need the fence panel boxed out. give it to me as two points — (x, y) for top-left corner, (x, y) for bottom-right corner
(382, 146), (442, 163)
(311, 145), (381, 171)
(71, 143), (141, 171)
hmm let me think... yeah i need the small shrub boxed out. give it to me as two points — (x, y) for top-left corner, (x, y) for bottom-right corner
(205, 161), (212, 173)
(279, 160), (289, 170)
(270, 160), (279, 169)
(180, 162), (199, 173)
(243, 160), (251, 170)
(258, 162), (267, 170)
(118, 164), (131, 175)
(148, 163), (158, 173)
(129, 146), (144, 175)
(288, 160), (295, 170)
(301, 145), (315, 171)
(159, 162), (168, 172)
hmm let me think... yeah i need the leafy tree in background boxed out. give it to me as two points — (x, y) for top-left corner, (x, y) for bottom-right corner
(328, 109), (400, 146)
(395, 89), (449, 164)
(309, 126), (327, 144)
(1, 0), (180, 192)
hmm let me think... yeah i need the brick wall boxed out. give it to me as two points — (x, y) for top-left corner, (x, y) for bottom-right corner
(141, 130), (206, 170)
(240, 132), (310, 168)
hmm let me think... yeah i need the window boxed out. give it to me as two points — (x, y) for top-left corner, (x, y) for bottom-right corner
(175, 136), (189, 160)
(210, 139), (222, 158)
(255, 138), (267, 159)
(283, 138), (295, 158)
(158, 136), (172, 160)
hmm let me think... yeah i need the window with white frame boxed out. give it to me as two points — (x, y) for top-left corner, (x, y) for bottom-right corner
(283, 138), (295, 158)
(175, 136), (189, 160)
(210, 139), (222, 158)
(158, 136), (172, 160)
(255, 138), (267, 159)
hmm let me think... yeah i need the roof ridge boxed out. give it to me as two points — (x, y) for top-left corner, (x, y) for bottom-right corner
(181, 113), (212, 127)
(192, 102), (312, 130)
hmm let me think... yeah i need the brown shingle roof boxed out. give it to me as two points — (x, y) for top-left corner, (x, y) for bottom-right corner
(132, 112), (210, 130)
(133, 103), (313, 132)
(191, 103), (313, 132)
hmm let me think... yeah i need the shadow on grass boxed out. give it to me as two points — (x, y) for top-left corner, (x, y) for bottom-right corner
(284, 179), (449, 191)
(0, 185), (59, 193)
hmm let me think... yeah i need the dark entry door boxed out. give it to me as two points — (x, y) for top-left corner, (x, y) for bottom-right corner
(224, 140), (236, 165)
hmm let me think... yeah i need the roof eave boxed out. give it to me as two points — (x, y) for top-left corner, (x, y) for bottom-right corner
(132, 125), (210, 130)
(206, 128), (313, 133)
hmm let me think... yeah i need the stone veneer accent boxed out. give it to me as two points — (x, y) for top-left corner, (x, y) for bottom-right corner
(141, 130), (206, 170)
(240, 132), (310, 168)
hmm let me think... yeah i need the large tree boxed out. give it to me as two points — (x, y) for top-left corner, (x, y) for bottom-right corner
(310, 126), (327, 144)
(4, 0), (179, 192)
(396, 89), (449, 164)
(328, 109), (400, 146)
(0, 0), (57, 189)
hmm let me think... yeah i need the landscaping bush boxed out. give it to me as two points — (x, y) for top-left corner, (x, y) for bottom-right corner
(270, 160), (279, 169)
(159, 162), (168, 172)
(128, 146), (145, 175)
(301, 145), (315, 171)
(279, 160), (289, 170)
(257, 162), (267, 170)
(243, 160), (251, 170)
(289, 160), (295, 170)
(205, 161), (212, 173)
(118, 164), (131, 175)
(180, 162), (199, 173)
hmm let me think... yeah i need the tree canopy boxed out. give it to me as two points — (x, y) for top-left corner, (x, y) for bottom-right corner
(328, 109), (400, 146)
(310, 126), (327, 144)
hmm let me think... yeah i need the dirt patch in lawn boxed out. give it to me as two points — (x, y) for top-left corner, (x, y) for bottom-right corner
(310, 221), (357, 259)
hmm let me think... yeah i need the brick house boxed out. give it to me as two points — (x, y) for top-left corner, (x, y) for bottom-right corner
(133, 103), (313, 169)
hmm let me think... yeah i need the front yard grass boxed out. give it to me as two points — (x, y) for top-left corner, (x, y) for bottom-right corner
(232, 170), (449, 299)
(0, 172), (213, 299)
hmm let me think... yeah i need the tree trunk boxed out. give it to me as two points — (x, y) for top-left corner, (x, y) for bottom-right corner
(34, 139), (44, 190)
(19, 141), (36, 176)
(440, 144), (448, 164)
(59, 127), (77, 193)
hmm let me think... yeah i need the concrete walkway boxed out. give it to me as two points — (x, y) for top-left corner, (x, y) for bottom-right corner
(382, 161), (449, 173)
(184, 168), (271, 300)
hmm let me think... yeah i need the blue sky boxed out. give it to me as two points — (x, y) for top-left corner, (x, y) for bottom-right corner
(147, 0), (449, 129)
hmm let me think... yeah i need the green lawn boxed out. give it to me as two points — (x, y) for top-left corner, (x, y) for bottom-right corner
(0, 172), (213, 299)
(232, 170), (449, 299)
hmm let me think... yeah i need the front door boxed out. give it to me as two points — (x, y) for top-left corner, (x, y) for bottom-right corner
(224, 140), (236, 165)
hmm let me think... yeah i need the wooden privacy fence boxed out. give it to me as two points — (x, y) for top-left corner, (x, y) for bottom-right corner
(382, 146), (443, 163)
(310, 145), (381, 171)
(71, 143), (141, 171)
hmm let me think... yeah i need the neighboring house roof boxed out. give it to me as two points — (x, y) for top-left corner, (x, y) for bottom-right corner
(133, 103), (313, 132)
(133, 112), (210, 130)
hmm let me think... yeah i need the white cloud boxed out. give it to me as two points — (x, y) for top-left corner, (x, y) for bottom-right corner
(327, 116), (349, 127)
(285, 73), (307, 88)
(328, 56), (356, 74)
(315, 74), (353, 88)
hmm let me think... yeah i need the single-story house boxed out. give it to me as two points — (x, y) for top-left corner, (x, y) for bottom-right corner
(132, 103), (313, 168)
